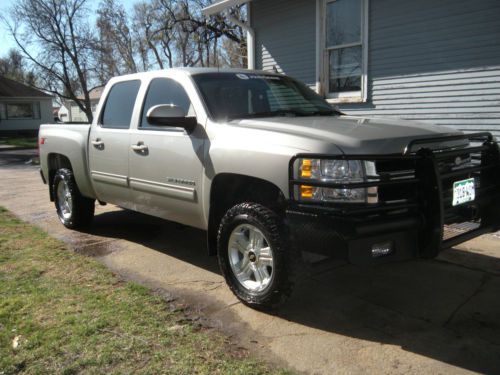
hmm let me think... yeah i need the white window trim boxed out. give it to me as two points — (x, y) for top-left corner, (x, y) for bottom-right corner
(316, 0), (369, 103)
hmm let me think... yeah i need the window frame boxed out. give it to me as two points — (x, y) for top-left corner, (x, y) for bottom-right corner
(0, 102), (6, 120)
(318, 0), (369, 103)
(99, 79), (141, 130)
(138, 77), (194, 131)
(3, 101), (41, 120)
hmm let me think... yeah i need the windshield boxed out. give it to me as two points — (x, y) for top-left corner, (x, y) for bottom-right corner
(192, 73), (340, 122)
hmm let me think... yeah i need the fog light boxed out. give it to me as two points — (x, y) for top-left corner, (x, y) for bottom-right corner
(371, 241), (393, 258)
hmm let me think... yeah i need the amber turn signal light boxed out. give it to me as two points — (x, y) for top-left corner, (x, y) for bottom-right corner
(300, 159), (312, 178)
(300, 185), (314, 199)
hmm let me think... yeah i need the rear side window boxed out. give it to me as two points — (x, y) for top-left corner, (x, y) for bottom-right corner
(140, 78), (193, 129)
(101, 80), (141, 128)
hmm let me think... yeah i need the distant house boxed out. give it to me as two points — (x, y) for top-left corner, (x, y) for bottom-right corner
(57, 104), (70, 122)
(52, 107), (61, 122)
(59, 86), (104, 123)
(0, 76), (53, 136)
(204, 0), (500, 139)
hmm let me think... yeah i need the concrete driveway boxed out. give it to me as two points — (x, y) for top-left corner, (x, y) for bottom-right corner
(1, 148), (500, 374)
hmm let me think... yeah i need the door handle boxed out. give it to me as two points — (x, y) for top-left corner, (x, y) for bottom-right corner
(131, 143), (149, 153)
(91, 139), (104, 149)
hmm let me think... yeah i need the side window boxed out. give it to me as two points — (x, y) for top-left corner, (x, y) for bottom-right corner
(101, 80), (141, 129)
(141, 78), (193, 129)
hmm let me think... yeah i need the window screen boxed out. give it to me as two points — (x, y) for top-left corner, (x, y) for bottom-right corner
(141, 78), (193, 129)
(101, 80), (141, 128)
(326, 0), (363, 93)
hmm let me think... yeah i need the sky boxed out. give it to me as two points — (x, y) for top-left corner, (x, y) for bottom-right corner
(0, 0), (139, 58)
(0, 0), (19, 54)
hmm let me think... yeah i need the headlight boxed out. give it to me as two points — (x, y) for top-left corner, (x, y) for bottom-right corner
(295, 158), (378, 203)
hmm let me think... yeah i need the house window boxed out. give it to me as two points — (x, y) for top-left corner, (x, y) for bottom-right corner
(5, 102), (41, 119)
(324, 0), (368, 102)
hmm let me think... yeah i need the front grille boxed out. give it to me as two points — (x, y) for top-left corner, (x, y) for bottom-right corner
(374, 159), (417, 203)
(289, 132), (500, 251)
(406, 133), (500, 249)
(436, 152), (473, 174)
(289, 154), (421, 218)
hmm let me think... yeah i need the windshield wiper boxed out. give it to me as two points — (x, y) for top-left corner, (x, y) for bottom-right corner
(227, 108), (342, 121)
(228, 110), (306, 120)
(306, 109), (343, 116)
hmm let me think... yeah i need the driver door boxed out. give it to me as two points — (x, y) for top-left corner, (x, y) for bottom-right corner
(128, 77), (205, 228)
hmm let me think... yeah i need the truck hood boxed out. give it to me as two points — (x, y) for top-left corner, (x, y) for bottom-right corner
(230, 115), (465, 154)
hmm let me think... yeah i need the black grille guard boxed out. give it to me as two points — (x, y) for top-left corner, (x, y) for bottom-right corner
(288, 132), (500, 256)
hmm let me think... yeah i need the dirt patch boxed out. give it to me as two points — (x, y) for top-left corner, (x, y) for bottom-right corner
(74, 240), (119, 257)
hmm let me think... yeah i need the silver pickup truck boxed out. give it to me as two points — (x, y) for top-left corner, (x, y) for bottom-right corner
(39, 68), (500, 309)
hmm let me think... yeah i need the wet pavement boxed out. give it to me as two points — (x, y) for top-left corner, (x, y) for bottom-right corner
(1, 148), (500, 374)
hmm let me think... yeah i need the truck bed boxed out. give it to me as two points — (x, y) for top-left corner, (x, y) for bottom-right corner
(39, 123), (95, 199)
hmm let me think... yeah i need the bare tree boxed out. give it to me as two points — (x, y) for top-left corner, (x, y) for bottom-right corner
(168, 0), (247, 68)
(220, 36), (246, 68)
(133, 0), (176, 69)
(133, 0), (247, 70)
(96, 0), (139, 83)
(1, 0), (249, 123)
(2, 0), (98, 122)
(0, 49), (36, 85)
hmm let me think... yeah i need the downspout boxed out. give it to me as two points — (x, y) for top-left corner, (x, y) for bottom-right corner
(224, 9), (255, 70)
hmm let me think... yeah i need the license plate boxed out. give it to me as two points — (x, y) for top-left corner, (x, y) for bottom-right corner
(452, 178), (475, 206)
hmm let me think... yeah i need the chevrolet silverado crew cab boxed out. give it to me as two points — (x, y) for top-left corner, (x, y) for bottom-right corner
(39, 68), (500, 309)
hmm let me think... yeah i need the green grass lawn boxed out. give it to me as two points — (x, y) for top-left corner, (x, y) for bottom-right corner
(0, 137), (38, 149)
(0, 207), (287, 374)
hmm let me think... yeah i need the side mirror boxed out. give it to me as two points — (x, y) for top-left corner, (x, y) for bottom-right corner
(146, 104), (197, 133)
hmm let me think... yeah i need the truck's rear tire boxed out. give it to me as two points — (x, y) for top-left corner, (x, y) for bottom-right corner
(53, 168), (95, 229)
(217, 203), (296, 310)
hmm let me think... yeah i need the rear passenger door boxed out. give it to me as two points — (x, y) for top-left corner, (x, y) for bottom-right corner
(89, 80), (141, 207)
(128, 77), (205, 228)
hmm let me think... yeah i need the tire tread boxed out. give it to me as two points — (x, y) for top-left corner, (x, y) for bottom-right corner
(53, 168), (94, 229)
(217, 202), (298, 310)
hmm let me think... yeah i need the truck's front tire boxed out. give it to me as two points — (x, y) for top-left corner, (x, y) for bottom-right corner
(53, 168), (95, 229)
(217, 203), (295, 310)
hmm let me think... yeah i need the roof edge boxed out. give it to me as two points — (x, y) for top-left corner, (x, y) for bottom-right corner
(202, 0), (252, 16)
(0, 75), (53, 98)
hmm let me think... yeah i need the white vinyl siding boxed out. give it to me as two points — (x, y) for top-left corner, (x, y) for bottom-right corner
(253, 0), (317, 86)
(252, 0), (500, 139)
(343, 0), (500, 139)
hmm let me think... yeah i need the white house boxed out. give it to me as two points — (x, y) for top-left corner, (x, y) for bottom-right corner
(204, 0), (500, 139)
(0, 76), (53, 136)
(59, 86), (104, 123)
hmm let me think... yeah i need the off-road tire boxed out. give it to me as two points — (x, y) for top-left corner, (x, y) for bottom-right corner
(53, 168), (95, 229)
(217, 202), (296, 310)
